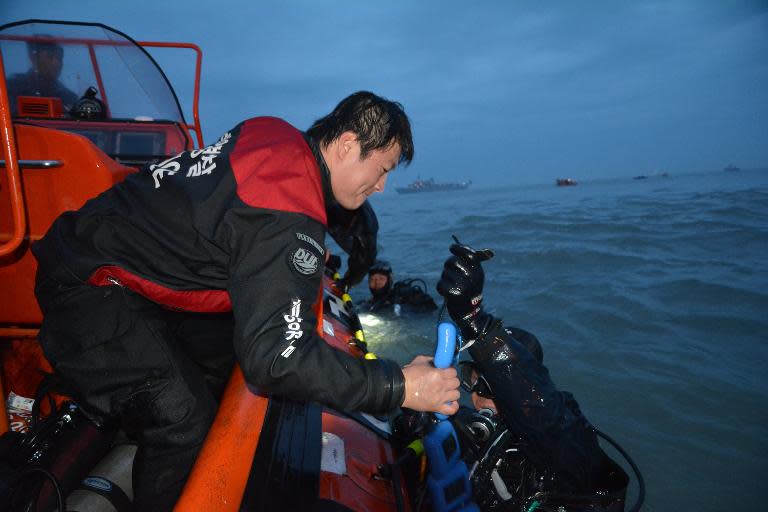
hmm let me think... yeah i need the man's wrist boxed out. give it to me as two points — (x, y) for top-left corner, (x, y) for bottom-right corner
(381, 358), (406, 409)
(363, 358), (405, 413)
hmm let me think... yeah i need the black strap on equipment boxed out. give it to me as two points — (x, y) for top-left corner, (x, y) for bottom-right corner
(76, 476), (133, 512)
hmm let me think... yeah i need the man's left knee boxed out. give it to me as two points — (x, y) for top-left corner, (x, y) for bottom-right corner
(123, 377), (217, 448)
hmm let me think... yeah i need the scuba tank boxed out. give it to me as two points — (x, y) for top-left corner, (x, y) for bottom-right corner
(66, 442), (136, 512)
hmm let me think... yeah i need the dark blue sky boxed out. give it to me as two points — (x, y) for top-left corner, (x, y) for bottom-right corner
(3, 1), (767, 185)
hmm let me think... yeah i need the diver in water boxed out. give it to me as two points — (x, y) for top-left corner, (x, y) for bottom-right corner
(433, 241), (630, 511)
(6, 37), (78, 115)
(358, 259), (438, 315)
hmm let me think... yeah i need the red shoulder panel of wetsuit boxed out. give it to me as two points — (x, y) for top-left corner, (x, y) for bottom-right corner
(229, 117), (327, 226)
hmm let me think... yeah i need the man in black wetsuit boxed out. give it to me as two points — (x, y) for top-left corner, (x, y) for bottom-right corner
(436, 242), (629, 511)
(326, 199), (379, 290)
(6, 38), (78, 115)
(32, 91), (460, 510)
(359, 259), (438, 315)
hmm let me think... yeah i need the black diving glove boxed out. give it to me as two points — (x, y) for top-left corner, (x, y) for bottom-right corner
(436, 241), (494, 341)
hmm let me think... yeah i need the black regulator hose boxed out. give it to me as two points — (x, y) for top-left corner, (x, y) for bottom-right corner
(526, 427), (646, 512)
(594, 427), (645, 512)
(17, 467), (64, 512)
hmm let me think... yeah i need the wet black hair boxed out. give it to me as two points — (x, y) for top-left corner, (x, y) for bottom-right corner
(306, 91), (414, 165)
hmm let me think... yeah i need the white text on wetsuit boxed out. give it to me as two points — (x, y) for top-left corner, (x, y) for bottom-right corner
(281, 299), (303, 358)
(149, 154), (182, 188)
(150, 131), (232, 188)
(186, 131), (231, 177)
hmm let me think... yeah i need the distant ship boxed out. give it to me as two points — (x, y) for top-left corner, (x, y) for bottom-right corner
(556, 178), (578, 186)
(395, 177), (471, 194)
(634, 171), (668, 180)
(724, 164), (741, 172)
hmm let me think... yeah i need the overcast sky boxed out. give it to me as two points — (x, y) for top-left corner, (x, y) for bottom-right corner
(2, 1), (767, 185)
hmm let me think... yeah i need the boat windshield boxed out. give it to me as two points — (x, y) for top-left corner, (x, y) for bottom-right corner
(0, 20), (185, 122)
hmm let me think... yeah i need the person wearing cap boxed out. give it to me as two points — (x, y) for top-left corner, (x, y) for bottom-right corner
(6, 37), (78, 115)
(436, 242), (629, 511)
(359, 259), (437, 315)
(366, 259), (394, 304)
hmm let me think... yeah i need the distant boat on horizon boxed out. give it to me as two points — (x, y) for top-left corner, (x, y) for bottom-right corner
(556, 178), (578, 186)
(395, 177), (472, 194)
(634, 171), (669, 180)
(724, 164), (741, 172)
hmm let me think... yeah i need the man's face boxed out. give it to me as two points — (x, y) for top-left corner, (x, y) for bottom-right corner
(471, 392), (498, 414)
(329, 136), (401, 210)
(32, 48), (63, 81)
(368, 273), (389, 291)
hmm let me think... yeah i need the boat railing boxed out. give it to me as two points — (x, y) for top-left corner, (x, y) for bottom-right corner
(0, 49), (25, 258)
(0, 49), (23, 434)
(137, 40), (204, 148)
(0, 30), (204, 149)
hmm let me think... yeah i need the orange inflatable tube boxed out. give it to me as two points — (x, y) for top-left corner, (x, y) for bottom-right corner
(174, 365), (269, 511)
(176, 286), (325, 510)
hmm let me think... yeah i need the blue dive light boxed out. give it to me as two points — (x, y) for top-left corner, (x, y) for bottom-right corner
(434, 322), (457, 420)
(424, 322), (478, 511)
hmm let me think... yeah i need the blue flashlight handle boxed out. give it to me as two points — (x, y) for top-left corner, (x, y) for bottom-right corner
(434, 322), (457, 369)
(434, 322), (457, 420)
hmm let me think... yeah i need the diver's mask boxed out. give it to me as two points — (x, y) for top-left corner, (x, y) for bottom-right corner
(458, 360), (494, 398)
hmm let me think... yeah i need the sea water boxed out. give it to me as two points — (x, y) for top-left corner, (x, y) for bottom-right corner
(344, 169), (768, 512)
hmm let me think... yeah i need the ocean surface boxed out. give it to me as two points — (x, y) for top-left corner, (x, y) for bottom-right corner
(344, 169), (768, 512)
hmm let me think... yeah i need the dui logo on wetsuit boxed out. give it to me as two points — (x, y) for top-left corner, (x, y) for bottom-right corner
(291, 247), (319, 275)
